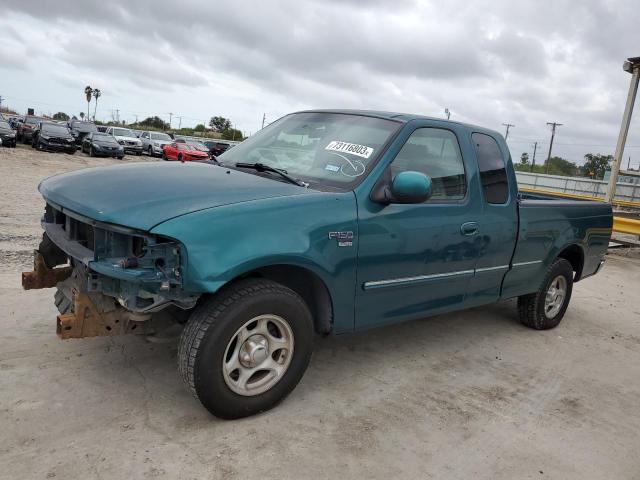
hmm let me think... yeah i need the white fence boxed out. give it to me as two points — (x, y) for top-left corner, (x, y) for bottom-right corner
(515, 171), (640, 204)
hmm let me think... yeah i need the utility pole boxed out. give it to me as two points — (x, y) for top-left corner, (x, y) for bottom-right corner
(502, 123), (515, 140)
(261, 113), (266, 129)
(134, 114), (138, 125)
(628, 157), (631, 170)
(545, 122), (562, 174)
(444, 108), (450, 120)
(530, 141), (538, 172)
(606, 57), (640, 202)
(0, 95), (3, 111)
(178, 116), (182, 130)
(168, 112), (173, 130)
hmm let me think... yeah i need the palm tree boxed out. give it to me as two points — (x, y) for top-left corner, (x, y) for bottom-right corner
(92, 89), (101, 121)
(79, 112), (85, 120)
(84, 86), (93, 120)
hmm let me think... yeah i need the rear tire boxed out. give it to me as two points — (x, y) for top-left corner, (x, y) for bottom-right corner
(517, 258), (574, 330)
(162, 151), (168, 160)
(178, 278), (314, 419)
(89, 146), (95, 157)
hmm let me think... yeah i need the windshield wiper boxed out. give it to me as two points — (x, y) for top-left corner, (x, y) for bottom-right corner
(234, 162), (308, 187)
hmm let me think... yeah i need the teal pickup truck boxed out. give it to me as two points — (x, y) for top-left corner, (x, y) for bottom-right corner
(23, 110), (612, 418)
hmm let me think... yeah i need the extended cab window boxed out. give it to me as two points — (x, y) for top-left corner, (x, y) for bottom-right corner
(472, 133), (508, 204)
(390, 128), (466, 201)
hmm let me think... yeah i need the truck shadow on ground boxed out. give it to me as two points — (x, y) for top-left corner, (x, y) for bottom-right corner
(68, 298), (524, 421)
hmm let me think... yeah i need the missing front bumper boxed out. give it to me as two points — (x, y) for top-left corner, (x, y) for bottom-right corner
(22, 250), (72, 290)
(56, 291), (150, 340)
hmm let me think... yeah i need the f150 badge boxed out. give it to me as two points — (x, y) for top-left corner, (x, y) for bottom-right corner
(328, 231), (354, 247)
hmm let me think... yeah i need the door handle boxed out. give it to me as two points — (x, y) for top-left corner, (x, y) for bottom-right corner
(460, 222), (479, 236)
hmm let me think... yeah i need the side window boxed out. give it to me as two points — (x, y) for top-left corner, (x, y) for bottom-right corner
(472, 133), (508, 204)
(390, 128), (466, 201)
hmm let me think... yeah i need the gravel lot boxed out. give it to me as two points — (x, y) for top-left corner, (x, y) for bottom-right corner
(1, 144), (639, 479)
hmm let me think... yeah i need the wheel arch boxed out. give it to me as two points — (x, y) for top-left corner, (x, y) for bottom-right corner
(208, 264), (335, 335)
(555, 243), (585, 281)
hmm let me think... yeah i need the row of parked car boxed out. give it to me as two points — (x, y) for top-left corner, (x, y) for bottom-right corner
(0, 114), (238, 161)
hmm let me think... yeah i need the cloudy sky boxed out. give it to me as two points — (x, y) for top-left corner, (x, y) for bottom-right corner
(1, 0), (639, 166)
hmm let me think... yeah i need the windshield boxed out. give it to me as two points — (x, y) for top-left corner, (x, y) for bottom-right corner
(219, 112), (400, 188)
(26, 117), (42, 125)
(73, 122), (98, 132)
(0, 121), (10, 129)
(188, 143), (209, 152)
(112, 128), (136, 137)
(42, 124), (70, 135)
(151, 132), (171, 141)
(94, 133), (118, 143)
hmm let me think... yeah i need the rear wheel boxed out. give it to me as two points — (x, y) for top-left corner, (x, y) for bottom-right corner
(178, 278), (314, 419)
(177, 154), (183, 162)
(161, 151), (168, 160)
(148, 146), (154, 157)
(517, 258), (574, 330)
(89, 146), (95, 157)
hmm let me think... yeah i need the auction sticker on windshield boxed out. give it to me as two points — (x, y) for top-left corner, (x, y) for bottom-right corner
(325, 141), (374, 159)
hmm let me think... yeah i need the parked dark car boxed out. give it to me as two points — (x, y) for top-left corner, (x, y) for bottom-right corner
(0, 119), (17, 147)
(69, 120), (98, 147)
(81, 132), (125, 159)
(97, 126), (108, 133)
(32, 122), (76, 154)
(17, 115), (45, 144)
(202, 140), (231, 157)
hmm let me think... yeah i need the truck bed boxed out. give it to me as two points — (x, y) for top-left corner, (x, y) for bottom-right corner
(500, 191), (613, 299)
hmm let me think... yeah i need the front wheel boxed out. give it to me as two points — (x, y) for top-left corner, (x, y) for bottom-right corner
(89, 146), (95, 157)
(178, 278), (314, 419)
(161, 151), (168, 160)
(517, 258), (574, 330)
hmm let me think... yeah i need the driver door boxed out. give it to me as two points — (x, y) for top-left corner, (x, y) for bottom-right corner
(355, 125), (482, 330)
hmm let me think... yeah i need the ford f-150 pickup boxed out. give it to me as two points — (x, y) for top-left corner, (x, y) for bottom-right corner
(22, 110), (612, 419)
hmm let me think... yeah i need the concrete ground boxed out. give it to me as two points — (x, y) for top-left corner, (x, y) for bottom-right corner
(1, 145), (639, 479)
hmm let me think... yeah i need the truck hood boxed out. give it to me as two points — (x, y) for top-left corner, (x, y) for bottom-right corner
(114, 135), (141, 144)
(39, 162), (313, 231)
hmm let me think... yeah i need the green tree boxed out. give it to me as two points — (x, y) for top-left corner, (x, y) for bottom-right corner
(52, 112), (70, 121)
(194, 124), (205, 132)
(221, 127), (244, 141)
(209, 116), (232, 132)
(139, 116), (169, 130)
(544, 156), (579, 176)
(582, 153), (612, 180)
(520, 152), (529, 165)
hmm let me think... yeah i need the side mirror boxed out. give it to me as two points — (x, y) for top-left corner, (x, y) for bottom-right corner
(390, 171), (432, 204)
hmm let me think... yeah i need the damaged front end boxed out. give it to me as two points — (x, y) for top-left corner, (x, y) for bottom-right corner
(22, 201), (198, 339)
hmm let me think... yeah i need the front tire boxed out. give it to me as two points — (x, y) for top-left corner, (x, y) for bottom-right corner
(517, 258), (574, 330)
(178, 278), (314, 419)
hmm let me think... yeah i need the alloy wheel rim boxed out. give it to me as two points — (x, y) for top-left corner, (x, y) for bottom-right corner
(544, 275), (567, 318)
(222, 314), (294, 396)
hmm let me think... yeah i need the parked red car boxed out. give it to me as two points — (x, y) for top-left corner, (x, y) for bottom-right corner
(161, 142), (210, 161)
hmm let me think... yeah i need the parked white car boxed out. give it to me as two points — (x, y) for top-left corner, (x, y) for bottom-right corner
(105, 127), (143, 155)
(140, 131), (173, 157)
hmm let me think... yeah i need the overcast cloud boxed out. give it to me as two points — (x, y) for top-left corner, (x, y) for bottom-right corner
(1, 0), (639, 165)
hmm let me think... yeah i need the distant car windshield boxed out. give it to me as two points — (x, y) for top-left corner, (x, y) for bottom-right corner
(73, 122), (98, 132)
(42, 124), (70, 135)
(219, 112), (401, 188)
(151, 133), (171, 141)
(112, 128), (136, 137)
(25, 117), (42, 125)
(94, 133), (118, 143)
(0, 121), (10, 129)
(188, 143), (209, 152)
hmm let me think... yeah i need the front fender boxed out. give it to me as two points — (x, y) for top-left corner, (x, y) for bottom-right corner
(151, 192), (358, 333)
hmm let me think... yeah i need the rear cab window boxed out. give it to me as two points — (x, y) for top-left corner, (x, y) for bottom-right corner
(472, 133), (508, 204)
